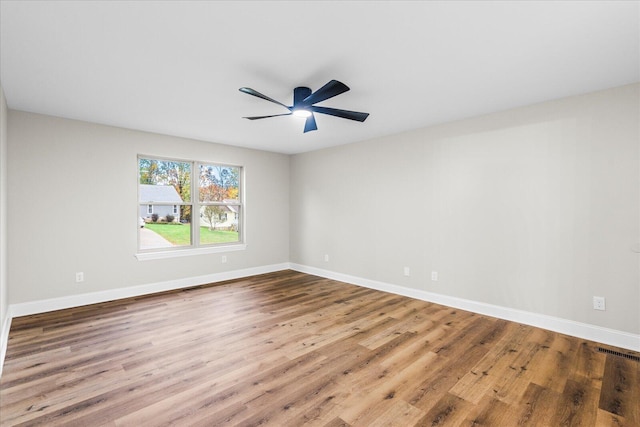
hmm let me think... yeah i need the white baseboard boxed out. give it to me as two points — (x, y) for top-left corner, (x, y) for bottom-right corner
(1, 263), (290, 376)
(0, 312), (11, 378)
(290, 263), (640, 352)
(8, 263), (290, 318)
(2, 261), (637, 376)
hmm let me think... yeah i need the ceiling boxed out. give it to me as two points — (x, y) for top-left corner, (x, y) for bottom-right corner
(1, 1), (638, 154)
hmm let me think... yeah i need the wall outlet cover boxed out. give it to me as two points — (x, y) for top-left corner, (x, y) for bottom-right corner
(593, 296), (606, 311)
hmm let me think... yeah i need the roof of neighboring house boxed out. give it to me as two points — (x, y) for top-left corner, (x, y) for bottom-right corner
(139, 184), (183, 203)
(199, 200), (240, 214)
(224, 199), (239, 214)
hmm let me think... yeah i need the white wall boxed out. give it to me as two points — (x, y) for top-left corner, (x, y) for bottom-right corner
(290, 83), (640, 336)
(7, 112), (289, 304)
(0, 85), (8, 359)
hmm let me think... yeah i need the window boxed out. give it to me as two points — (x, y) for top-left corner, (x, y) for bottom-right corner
(198, 163), (241, 245)
(138, 156), (243, 255)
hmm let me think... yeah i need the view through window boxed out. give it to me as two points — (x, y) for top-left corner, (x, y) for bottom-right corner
(138, 157), (242, 251)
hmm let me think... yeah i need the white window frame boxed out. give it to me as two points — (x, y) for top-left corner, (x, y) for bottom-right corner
(136, 156), (246, 261)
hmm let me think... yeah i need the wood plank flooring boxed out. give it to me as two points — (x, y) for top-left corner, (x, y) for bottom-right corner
(1, 270), (638, 426)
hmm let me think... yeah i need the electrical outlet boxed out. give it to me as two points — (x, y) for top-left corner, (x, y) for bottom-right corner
(404, 267), (410, 277)
(75, 272), (84, 283)
(324, 254), (329, 262)
(431, 271), (438, 281)
(593, 296), (606, 311)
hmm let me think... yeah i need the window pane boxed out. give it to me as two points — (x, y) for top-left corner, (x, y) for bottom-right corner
(139, 158), (191, 203)
(139, 205), (192, 250)
(199, 164), (240, 202)
(199, 205), (240, 245)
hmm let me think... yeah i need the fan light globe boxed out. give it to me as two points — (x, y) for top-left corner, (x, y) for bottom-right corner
(293, 109), (312, 118)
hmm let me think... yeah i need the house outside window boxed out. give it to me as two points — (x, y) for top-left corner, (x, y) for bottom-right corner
(138, 156), (243, 253)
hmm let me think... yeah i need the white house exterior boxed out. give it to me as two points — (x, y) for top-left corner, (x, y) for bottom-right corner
(139, 184), (183, 222)
(199, 200), (239, 230)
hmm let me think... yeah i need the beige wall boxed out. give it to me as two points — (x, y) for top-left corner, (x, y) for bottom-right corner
(290, 83), (640, 335)
(0, 85), (7, 333)
(3, 83), (639, 341)
(7, 112), (290, 303)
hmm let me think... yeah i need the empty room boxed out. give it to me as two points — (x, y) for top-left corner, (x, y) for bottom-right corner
(0, 1), (638, 426)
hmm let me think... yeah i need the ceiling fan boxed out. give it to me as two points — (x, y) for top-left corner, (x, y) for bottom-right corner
(239, 80), (369, 133)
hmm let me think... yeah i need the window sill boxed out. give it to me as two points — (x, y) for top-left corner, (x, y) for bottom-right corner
(135, 244), (247, 261)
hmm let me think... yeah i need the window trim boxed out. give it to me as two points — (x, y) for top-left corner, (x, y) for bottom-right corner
(135, 243), (247, 261)
(137, 155), (245, 258)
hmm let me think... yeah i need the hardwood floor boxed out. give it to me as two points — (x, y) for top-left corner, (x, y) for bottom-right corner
(1, 270), (638, 426)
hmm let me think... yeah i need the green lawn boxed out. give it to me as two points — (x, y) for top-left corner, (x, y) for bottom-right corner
(145, 223), (239, 245)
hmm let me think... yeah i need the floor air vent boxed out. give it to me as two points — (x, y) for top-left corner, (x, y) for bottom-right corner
(597, 347), (640, 362)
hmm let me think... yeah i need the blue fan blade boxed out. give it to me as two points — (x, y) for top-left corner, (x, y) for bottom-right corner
(302, 80), (350, 105)
(243, 113), (292, 120)
(311, 106), (369, 122)
(304, 114), (318, 133)
(239, 87), (290, 110)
